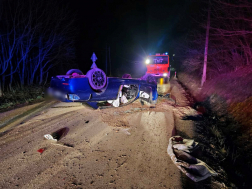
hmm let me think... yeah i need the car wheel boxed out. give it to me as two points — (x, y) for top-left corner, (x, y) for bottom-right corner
(86, 68), (107, 90)
(122, 73), (132, 79)
(66, 69), (84, 75)
(142, 74), (157, 85)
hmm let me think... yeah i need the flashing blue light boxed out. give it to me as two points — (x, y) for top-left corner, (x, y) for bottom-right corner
(165, 52), (168, 55)
(149, 53), (152, 55)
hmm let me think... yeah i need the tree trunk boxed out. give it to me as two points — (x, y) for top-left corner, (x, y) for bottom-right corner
(30, 73), (35, 86)
(39, 67), (43, 85)
(27, 67), (30, 85)
(201, 2), (211, 87)
(0, 81), (2, 97)
(9, 61), (13, 91)
(20, 50), (26, 88)
(38, 37), (43, 85)
(1, 75), (5, 96)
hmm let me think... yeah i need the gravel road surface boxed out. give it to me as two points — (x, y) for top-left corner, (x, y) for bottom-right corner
(0, 80), (206, 189)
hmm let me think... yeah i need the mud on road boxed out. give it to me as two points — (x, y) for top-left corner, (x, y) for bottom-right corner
(0, 80), (199, 189)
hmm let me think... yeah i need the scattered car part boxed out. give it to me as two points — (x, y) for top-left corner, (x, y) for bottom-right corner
(44, 134), (57, 141)
(37, 148), (45, 154)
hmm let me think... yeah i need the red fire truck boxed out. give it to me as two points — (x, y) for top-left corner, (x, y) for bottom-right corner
(144, 53), (170, 81)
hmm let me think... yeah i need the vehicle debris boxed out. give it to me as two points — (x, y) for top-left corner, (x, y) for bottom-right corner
(44, 127), (69, 141)
(37, 148), (45, 154)
(167, 136), (217, 182)
(44, 134), (57, 141)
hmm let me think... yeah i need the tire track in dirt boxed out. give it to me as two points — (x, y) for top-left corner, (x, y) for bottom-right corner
(0, 100), (183, 189)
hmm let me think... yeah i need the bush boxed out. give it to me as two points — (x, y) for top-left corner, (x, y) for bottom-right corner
(0, 86), (45, 112)
(178, 66), (252, 188)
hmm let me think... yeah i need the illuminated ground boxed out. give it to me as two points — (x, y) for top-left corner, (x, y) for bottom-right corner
(0, 80), (219, 189)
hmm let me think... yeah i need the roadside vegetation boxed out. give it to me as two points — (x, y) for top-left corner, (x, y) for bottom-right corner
(176, 0), (252, 188)
(178, 66), (252, 188)
(0, 0), (76, 112)
(0, 86), (46, 112)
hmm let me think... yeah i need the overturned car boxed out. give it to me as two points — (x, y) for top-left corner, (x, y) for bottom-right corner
(48, 63), (158, 109)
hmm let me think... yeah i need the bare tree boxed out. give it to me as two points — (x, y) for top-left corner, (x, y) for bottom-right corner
(180, 0), (252, 82)
(0, 0), (75, 96)
(201, 2), (211, 87)
(209, 0), (252, 70)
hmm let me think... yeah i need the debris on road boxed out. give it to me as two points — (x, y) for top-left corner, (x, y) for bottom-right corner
(121, 128), (131, 135)
(37, 148), (45, 154)
(173, 137), (198, 153)
(44, 127), (69, 141)
(167, 136), (217, 182)
(159, 93), (170, 98)
(44, 134), (57, 141)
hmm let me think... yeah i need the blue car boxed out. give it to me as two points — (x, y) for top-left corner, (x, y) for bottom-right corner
(48, 66), (158, 109)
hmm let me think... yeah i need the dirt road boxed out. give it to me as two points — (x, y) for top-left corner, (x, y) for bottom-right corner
(0, 80), (200, 189)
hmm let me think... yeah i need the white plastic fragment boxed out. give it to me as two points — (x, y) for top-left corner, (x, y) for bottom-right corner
(173, 139), (198, 153)
(112, 98), (120, 107)
(107, 91), (121, 107)
(140, 91), (150, 99)
(121, 95), (128, 104)
(44, 134), (57, 141)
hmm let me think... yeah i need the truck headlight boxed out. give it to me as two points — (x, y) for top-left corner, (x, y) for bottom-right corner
(145, 59), (150, 64)
(163, 73), (167, 77)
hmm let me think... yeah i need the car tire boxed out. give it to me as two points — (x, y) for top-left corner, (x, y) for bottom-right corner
(86, 68), (107, 90)
(66, 69), (84, 75)
(142, 74), (157, 85)
(122, 73), (132, 79)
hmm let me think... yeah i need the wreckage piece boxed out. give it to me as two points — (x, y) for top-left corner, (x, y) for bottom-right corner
(44, 134), (57, 141)
(173, 138), (199, 153)
(48, 56), (158, 109)
(167, 136), (217, 182)
(37, 148), (45, 154)
(44, 127), (69, 141)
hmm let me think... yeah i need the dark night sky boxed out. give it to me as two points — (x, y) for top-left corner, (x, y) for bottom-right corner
(68, 0), (203, 76)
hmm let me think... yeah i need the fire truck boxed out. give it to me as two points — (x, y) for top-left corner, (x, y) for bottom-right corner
(144, 53), (170, 82)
